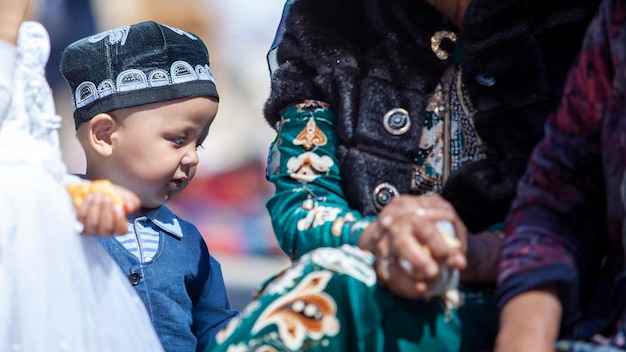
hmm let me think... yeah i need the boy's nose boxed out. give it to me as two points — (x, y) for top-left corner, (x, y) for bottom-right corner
(181, 149), (199, 166)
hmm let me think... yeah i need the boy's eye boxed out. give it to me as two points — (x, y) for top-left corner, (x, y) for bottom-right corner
(172, 138), (185, 146)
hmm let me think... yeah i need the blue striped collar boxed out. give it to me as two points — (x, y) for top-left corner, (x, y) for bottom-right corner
(139, 206), (184, 239)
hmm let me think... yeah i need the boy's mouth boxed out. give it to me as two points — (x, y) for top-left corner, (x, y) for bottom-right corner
(169, 178), (187, 190)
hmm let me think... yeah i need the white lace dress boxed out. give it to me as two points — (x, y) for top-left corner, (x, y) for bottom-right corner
(0, 22), (164, 351)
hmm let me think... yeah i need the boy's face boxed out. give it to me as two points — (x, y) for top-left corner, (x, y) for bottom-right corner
(107, 96), (218, 209)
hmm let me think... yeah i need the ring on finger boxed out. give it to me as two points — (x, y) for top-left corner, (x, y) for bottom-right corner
(375, 258), (390, 282)
(376, 256), (397, 282)
(398, 257), (425, 281)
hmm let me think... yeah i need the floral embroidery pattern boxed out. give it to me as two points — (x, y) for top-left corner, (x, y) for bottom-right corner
(264, 261), (307, 296)
(310, 245), (377, 286)
(251, 271), (340, 350)
(287, 152), (334, 182)
(294, 118), (327, 151)
(330, 213), (356, 236)
(297, 204), (342, 231)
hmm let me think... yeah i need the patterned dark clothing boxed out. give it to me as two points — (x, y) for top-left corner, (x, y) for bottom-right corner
(263, 0), (599, 234)
(497, 0), (626, 348)
(207, 0), (597, 350)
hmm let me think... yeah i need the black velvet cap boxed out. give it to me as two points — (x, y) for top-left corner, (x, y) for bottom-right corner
(60, 21), (218, 129)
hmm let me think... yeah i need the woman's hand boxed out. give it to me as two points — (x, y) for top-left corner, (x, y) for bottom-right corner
(76, 185), (140, 236)
(363, 194), (468, 299)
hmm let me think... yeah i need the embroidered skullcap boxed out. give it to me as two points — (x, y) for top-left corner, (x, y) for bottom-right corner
(60, 21), (218, 129)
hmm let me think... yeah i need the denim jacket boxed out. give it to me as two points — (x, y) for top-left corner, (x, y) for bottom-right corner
(97, 205), (238, 351)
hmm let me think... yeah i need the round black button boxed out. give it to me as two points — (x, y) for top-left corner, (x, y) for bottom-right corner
(383, 108), (411, 136)
(129, 272), (141, 286)
(476, 73), (496, 87)
(372, 182), (400, 210)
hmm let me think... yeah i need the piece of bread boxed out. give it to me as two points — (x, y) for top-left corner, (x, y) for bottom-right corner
(66, 179), (124, 208)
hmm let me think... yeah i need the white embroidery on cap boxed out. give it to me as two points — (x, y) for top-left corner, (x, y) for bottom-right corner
(88, 25), (131, 45)
(162, 24), (197, 40)
(117, 69), (148, 92)
(171, 61), (197, 83)
(75, 81), (97, 109)
(148, 69), (170, 87)
(196, 64), (216, 84)
(73, 60), (214, 110)
(97, 79), (116, 98)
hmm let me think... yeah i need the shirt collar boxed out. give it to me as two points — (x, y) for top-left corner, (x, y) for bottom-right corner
(141, 206), (184, 239)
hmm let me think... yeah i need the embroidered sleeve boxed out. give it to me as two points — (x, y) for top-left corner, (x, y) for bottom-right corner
(266, 100), (375, 259)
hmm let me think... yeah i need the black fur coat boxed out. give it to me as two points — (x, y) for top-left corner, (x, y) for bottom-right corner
(264, 0), (599, 232)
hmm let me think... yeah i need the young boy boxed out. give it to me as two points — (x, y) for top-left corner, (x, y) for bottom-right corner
(60, 21), (238, 351)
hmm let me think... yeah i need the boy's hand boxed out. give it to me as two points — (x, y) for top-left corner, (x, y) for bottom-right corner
(70, 182), (141, 236)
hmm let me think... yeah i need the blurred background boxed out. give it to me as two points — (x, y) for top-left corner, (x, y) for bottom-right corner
(29, 0), (291, 310)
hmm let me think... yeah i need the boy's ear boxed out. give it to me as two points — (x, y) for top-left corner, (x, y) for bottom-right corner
(87, 113), (116, 157)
